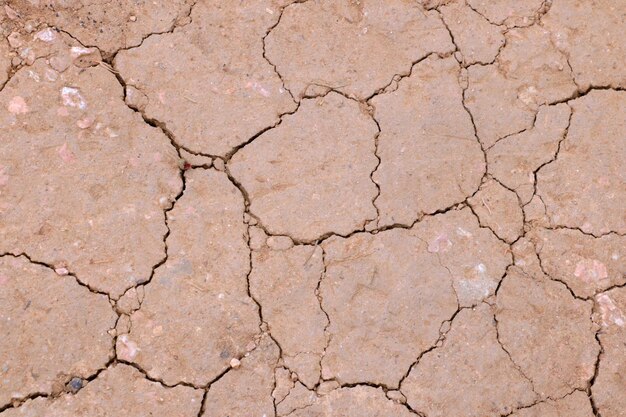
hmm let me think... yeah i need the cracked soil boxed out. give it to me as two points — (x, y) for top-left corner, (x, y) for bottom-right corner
(0, 0), (624, 416)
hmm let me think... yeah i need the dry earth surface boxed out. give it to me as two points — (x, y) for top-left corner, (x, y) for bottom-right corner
(0, 0), (624, 416)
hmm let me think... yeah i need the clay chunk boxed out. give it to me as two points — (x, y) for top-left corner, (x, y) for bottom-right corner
(0, 255), (116, 407)
(413, 208), (512, 307)
(537, 90), (626, 236)
(466, 26), (577, 147)
(320, 227), (458, 387)
(372, 56), (484, 227)
(117, 171), (259, 386)
(0, 61), (182, 298)
(250, 246), (327, 388)
(487, 104), (571, 204)
(468, 179), (524, 243)
(229, 93), (378, 242)
(203, 336), (279, 417)
(531, 228), (626, 299)
(496, 269), (599, 399)
(115, 0), (297, 156)
(402, 304), (536, 417)
(440, 0), (505, 65)
(543, 0), (626, 90)
(265, 0), (454, 99)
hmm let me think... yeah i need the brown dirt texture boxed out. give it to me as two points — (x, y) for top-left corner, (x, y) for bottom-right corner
(0, 0), (624, 416)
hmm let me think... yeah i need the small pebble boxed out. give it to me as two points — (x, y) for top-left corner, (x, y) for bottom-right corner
(317, 380), (339, 395)
(4, 5), (19, 20)
(266, 235), (293, 251)
(386, 390), (407, 403)
(229, 358), (241, 368)
(159, 196), (171, 208)
(213, 158), (225, 171)
(55, 267), (69, 276)
(67, 377), (83, 393)
(24, 21), (37, 33)
(8, 32), (22, 48)
(77, 117), (94, 129)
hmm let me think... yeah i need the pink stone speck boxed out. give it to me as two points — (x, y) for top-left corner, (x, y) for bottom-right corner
(7, 96), (29, 114)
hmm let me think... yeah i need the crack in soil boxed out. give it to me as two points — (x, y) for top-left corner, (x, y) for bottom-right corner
(492, 306), (541, 398)
(521, 101), (573, 211)
(0, 345), (117, 413)
(55, 0), (199, 60)
(498, 387), (591, 417)
(464, 0), (553, 29)
(503, 251), (606, 417)
(588, 322), (604, 417)
(314, 247), (333, 388)
(0, 252), (112, 300)
(261, 0), (304, 104)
